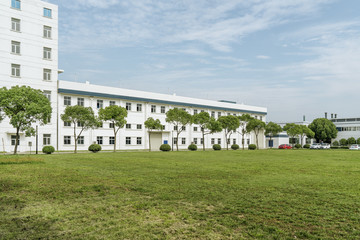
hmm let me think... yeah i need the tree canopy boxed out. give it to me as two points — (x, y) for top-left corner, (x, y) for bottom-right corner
(246, 118), (266, 149)
(193, 112), (222, 151)
(218, 115), (240, 150)
(265, 122), (282, 147)
(238, 114), (254, 150)
(0, 86), (52, 154)
(61, 105), (100, 153)
(144, 117), (163, 151)
(99, 105), (127, 152)
(308, 118), (337, 143)
(166, 108), (192, 151)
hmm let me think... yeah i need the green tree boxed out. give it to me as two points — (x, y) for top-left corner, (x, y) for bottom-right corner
(283, 123), (301, 146)
(218, 115), (240, 150)
(193, 112), (222, 151)
(0, 86), (52, 154)
(308, 118), (337, 143)
(347, 137), (356, 145)
(238, 114), (254, 150)
(98, 105), (127, 152)
(166, 108), (192, 151)
(265, 122), (282, 148)
(144, 117), (163, 152)
(357, 138), (360, 144)
(61, 105), (100, 153)
(339, 138), (348, 146)
(246, 118), (266, 149)
(298, 125), (315, 147)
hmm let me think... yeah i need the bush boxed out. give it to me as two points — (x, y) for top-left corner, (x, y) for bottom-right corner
(303, 144), (310, 149)
(295, 144), (301, 149)
(212, 144), (221, 151)
(330, 146), (339, 149)
(248, 144), (257, 150)
(347, 137), (356, 145)
(42, 146), (55, 154)
(188, 144), (197, 151)
(88, 144), (102, 153)
(332, 140), (339, 147)
(341, 146), (349, 149)
(339, 138), (348, 146)
(160, 144), (171, 151)
(231, 144), (239, 150)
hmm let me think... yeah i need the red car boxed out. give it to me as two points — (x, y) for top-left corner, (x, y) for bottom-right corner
(278, 144), (292, 149)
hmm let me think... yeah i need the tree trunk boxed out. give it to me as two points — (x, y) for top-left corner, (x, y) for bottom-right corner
(176, 132), (179, 151)
(13, 127), (20, 154)
(225, 131), (229, 150)
(202, 131), (205, 151)
(74, 126), (77, 154)
(113, 126), (117, 152)
(242, 134), (245, 150)
(256, 133), (259, 150)
(148, 131), (151, 152)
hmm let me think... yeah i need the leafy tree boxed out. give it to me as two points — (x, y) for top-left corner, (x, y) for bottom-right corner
(99, 105), (127, 152)
(265, 122), (282, 148)
(165, 108), (192, 151)
(347, 137), (356, 145)
(218, 115), (240, 150)
(283, 123), (301, 146)
(144, 117), (163, 152)
(238, 114), (254, 150)
(61, 105), (100, 153)
(298, 125), (315, 147)
(339, 138), (348, 146)
(246, 118), (266, 149)
(308, 118), (337, 143)
(0, 86), (52, 154)
(193, 112), (222, 151)
(357, 138), (360, 144)
(332, 140), (339, 146)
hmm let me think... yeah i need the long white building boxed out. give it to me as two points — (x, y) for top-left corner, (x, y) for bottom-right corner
(0, 0), (267, 152)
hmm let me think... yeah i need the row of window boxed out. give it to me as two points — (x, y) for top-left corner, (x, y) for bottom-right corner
(63, 136), (143, 145)
(11, 18), (52, 38)
(336, 127), (360, 132)
(11, 45), (52, 58)
(10, 134), (51, 146)
(11, 0), (52, 18)
(11, 64), (52, 80)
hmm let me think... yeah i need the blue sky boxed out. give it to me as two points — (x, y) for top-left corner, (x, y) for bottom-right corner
(47, 0), (360, 122)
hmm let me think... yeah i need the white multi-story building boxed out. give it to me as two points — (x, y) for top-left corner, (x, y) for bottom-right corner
(330, 117), (360, 142)
(0, 0), (267, 152)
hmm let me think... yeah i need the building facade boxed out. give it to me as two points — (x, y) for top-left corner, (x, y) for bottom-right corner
(331, 117), (360, 142)
(0, 0), (267, 152)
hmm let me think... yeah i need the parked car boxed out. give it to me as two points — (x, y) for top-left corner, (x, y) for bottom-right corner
(349, 144), (360, 150)
(279, 144), (292, 149)
(310, 143), (321, 149)
(320, 143), (330, 149)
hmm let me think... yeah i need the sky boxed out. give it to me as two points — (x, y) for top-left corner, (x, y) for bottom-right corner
(46, 0), (360, 122)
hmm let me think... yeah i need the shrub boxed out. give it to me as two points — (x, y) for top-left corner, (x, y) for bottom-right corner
(160, 144), (171, 151)
(347, 137), (356, 145)
(330, 146), (339, 149)
(341, 146), (349, 149)
(231, 144), (239, 150)
(332, 140), (339, 147)
(295, 144), (301, 149)
(42, 146), (55, 154)
(212, 144), (221, 151)
(248, 144), (257, 150)
(339, 138), (348, 146)
(303, 144), (310, 149)
(188, 144), (197, 151)
(88, 144), (102, 153)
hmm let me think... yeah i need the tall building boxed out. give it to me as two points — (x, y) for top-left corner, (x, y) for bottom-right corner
(0, 0), (267, 152)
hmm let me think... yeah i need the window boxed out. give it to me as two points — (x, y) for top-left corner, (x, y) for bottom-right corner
(182, 108), (186, 111)
(181, 126), (186, 131)
(64, 121), (71, 127)
(11, 64), (20, 77)
(260, 116), (263, 121)
(11, 0), (21, 9)
(173, 137), (177, 145)
(233, 139), (236, 145)
(161, 106), (165, 113)
(174, 126), (178, 131)
(109, 136), (115, 145)
(211, 138), (215, 145)
(43, 69), (51, 81)
(227, 113), (231, 116)
(193, 109), (198, 115)
(77, 122), (84, 127)
(11, 41), (20, 54)
(126, 137), (131, 145)
(218, 138), (221, 144)
(201, 110), (204, 112)
(109, 122), (114, 128)
(137, 137), (142, 145)
(218, 112), (221, 118)
(43, 91), (51, 101)
(194, 138), (198, 144)
(11, 135), (19, 146)
(201, 138), (204, 144)
(162, 125), (165, 130)
(11, 18), (20, 32)
(247, 139), (250, 145)
(43, 47), (51, 60)
(136, 104), (142, 112)
(78, 136), (84, 145)
(64, 136), (71, 145)
(77, 98), (84, 106)
(64, 96), (71, 106)
(182, 138), (186, 145)
(151, 105), (156, 113)
(137, 124), (142, 130)
(193, 127), (198, 132)
(43, 8), (52, 18)
(126, 102), (131, 111)
(43, 26), (51, 38)
(97, 136), (103, 145)
(97, 100), (103, 109)
(306, 138), (311, 144)
(109, 101), (116, 106)
(126, 124), (131, 129)
(211, 111), (215, 118)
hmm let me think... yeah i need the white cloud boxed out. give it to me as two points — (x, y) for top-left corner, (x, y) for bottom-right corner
(256, 55), (270, 59)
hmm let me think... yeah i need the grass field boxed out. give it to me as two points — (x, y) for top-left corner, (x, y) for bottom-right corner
(0, 150), (360, 239)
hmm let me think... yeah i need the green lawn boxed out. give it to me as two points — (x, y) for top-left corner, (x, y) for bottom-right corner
(1, 150), (360, 239)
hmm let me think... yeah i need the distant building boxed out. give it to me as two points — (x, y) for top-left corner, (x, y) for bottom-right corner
(330, 117), (360, 142)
